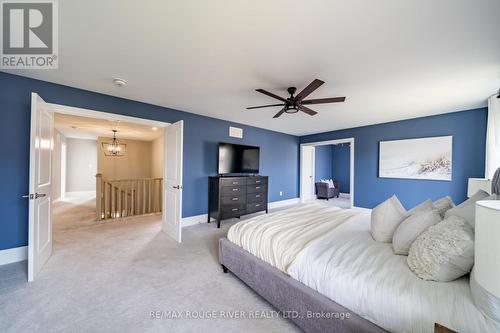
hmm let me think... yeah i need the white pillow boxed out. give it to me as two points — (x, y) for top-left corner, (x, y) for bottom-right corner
(370, 195), (409, 243)
(444, 191), (493, 228)
(328, 179), (335, 189)
(408, 199), (433, 215)
(433, 196), (455, 218)
(407, 215), (474, 281)
(392, 209), (442, 255)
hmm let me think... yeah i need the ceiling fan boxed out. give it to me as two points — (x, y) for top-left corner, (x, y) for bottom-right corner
(247, 79), (345, 118)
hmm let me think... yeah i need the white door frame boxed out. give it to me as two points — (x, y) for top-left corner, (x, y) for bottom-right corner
(300, 138), (355, 207)
(28, 100), (183, 280)
(300, 145), (315, 202)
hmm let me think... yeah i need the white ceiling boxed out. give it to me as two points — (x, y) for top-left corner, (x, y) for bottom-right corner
(5, 0), (500, 135)
(54, 113), (163, 141)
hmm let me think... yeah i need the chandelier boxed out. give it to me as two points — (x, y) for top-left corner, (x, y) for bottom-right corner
(102, 130), (126, 156)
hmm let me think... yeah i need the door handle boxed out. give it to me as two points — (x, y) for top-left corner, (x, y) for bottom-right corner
(172, 185), (182, 190)
(22, 193), (46, 199)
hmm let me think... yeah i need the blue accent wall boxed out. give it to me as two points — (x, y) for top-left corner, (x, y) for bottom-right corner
(0, 72), (299, 251)
(314, 145), (333, 182)
(301, 109), (487, 209)
(332, 144), (350, 193)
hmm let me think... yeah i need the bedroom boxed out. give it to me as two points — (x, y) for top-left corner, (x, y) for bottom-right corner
(0, 1), (499, 333)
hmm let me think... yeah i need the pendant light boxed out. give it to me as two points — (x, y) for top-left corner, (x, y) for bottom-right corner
(102, 130), (126, 156)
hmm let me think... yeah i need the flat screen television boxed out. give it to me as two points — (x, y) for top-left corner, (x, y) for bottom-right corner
(218, 143), (260, 174)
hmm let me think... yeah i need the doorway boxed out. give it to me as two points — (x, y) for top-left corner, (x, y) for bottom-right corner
(27, 93), (184, 281)
(300, 138), (355, 208)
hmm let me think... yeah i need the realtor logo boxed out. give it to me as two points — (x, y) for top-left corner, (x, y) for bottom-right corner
(1, 0), (58, 69)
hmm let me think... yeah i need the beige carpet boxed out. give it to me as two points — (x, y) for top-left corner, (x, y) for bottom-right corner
(0, 196), (301, 333)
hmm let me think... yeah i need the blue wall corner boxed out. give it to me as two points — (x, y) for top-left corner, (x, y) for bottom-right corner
(332, 144), (350, 193)
(314, 145), (333, 182)
(300, 109), (487, 209)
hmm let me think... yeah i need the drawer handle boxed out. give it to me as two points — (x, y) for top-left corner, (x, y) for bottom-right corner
(231, 208), (238, 211)
(256, 180), (261, 183)
(232, 182), (238, 185)
(255, 186), (261, 189)
(232, 198), (238, 201)
(255, 204), (260, 207)
(256, 194), (261, 198)
(232, 188), (238, 191)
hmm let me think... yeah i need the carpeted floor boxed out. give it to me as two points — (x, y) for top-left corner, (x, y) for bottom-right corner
(0, 196), (302, 333)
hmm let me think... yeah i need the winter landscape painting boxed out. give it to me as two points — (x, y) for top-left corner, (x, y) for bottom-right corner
(379, 136), (452, 181)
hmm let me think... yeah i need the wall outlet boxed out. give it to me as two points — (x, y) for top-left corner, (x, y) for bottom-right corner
(279, 191), (283, 196)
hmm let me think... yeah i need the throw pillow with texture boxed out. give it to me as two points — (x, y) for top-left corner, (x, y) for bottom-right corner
(407, 215), (474, 282)
(444, 191), (494, 228)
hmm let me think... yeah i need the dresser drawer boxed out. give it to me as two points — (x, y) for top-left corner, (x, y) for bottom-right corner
(247, 184), (267, 194)
(247, 177), (267, 185)
(246, 202), (266, 214)
(221, 185), (245, 196)
(220, 204), (245, 219)
(221, 195), (246, 205)
(220, 178), (247, 187)
(247, 192), (265, 203)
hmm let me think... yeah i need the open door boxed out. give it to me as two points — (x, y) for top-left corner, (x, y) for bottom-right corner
(163, 120), (183, 242)
(27, 93), (53, 281)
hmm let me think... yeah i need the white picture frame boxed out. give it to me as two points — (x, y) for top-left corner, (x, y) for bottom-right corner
(379, 136), (452, 181)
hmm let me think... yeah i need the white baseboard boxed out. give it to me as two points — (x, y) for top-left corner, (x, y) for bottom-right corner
(353, 206), (372, 213)
(0, 246), (28, 266)
(64, 191), (95, 197)
(181, 197), (300, 227)
(339, 193), (351, 199)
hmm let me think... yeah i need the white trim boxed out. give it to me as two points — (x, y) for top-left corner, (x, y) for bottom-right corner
(352, 206), (372, 213)
(181, 198), (301, 227)
(64, 191), (95, 197)
(269, 197), (300, 209)
(48, 103), (170, 128)
(0, 246), (28, 265)
(339, 192), (350, 199)
(300, 138), (355, 208)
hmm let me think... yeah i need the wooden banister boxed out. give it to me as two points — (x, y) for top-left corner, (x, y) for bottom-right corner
(96, 175), (163, 221)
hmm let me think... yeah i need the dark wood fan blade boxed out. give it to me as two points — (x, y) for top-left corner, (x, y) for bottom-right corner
(301, 97), (346, 105)
(255, 89), (288, 102)
(299, 105), (318, 116)
(247, 103), (285, 110)
(295, 79), (324, 101)
(273, 107), (287, 118)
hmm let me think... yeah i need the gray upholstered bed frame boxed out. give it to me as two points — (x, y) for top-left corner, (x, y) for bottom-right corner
(219, 238), (387, 333)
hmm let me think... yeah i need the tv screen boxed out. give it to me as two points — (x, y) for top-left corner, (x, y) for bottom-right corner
(218, 143), (260, 174)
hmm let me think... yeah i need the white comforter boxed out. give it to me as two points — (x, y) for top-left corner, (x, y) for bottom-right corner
(287, 211), (500, 333)
(227, 203), (357, 272)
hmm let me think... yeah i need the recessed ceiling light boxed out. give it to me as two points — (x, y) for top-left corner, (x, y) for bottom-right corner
(113, 78), (127, 87)
(152, 127), (158, 131)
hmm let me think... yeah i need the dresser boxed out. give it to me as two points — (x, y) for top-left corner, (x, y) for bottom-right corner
(208, 176), (268, 228)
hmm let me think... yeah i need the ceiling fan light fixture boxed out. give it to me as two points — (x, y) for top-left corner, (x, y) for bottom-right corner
(285, 105), (299, 114)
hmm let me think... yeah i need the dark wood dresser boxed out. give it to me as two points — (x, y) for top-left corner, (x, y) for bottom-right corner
(208, 176), (268, 228)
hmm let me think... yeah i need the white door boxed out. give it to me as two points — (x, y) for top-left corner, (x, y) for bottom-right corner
(27, 93), (53, 281)
(163, 120), (183, 242)
(301, 146), (315, 201)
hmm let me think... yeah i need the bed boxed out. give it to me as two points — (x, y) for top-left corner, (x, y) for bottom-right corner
(219, 203), (499, 333)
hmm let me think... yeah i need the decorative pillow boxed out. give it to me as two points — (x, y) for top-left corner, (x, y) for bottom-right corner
(407, 215), (474, 281)
(408, 199), (433, 215)
(470, 268), (500, 322)
(444, 192), (494, 228)
(370, 195), (409, 242)
(433, 196), (455, 218)
(392, 209), (442, 255)
(328, 179), (335, 189)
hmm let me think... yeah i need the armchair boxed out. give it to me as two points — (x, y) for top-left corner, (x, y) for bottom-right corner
(315, 181), (340, 200)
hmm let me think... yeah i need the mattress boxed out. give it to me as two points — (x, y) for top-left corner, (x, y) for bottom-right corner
(226, 204), (499, 333)
(227, 203), (357, 272)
